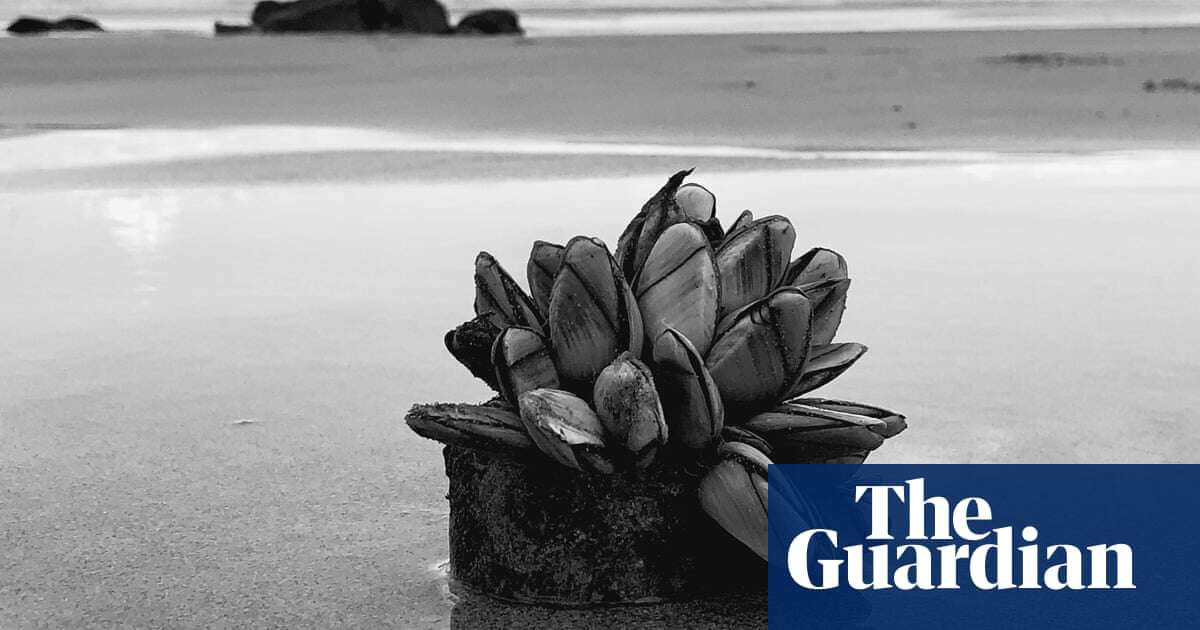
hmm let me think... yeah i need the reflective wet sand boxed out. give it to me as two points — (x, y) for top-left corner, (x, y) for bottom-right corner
(3, 148), (1198, 627)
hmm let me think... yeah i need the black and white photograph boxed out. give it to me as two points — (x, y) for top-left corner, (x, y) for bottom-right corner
(2, 0), (1198, 628)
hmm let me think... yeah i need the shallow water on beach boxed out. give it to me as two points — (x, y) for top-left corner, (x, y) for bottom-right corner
(3, 146), (1200, 627)
(0, 126), (1014, 173)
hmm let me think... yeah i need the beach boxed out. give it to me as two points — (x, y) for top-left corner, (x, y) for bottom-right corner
(3, 24), (1200, 628)
(6, 27), (1200, 155)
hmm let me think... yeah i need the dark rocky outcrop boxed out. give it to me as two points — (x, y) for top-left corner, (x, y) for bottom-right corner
(374, 0), (449, 34)
(6, 17), (53, 34)
(249, 0), (449, 34)
(251, 1), (286, 26)
(7, 15), (103, 35)
(53, 16), (103, 31)
(214, 21), (257, 35)
(454, 9), (522, 35)
(251, 0), (366, 32)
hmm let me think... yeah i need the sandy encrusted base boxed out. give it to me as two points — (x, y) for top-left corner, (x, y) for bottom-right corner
(443, 445), (761, 606)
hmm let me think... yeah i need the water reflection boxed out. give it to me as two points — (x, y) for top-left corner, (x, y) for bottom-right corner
(0, 126), (1013, 174)
(440, 562), (882, 629)
(92, 190), (180, 294)
(448, 582), (767, 630)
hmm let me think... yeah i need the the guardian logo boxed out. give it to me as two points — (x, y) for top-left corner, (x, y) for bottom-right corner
(787, 478), (1136, 591)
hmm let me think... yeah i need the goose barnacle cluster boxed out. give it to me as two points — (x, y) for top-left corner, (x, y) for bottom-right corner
(407, 170), (906, 561)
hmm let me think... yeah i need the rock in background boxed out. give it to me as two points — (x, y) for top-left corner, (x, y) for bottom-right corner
(250, 0), (449, 34)
(7, 16), (103, 35)
(374, 0), (450, 33)
(454, 9), (522, 35)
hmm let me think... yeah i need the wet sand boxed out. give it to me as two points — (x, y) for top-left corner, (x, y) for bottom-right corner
(5, 159), (1200, 627)
(3, 26), (1200, 630)
(3, 27), (1200, 153)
